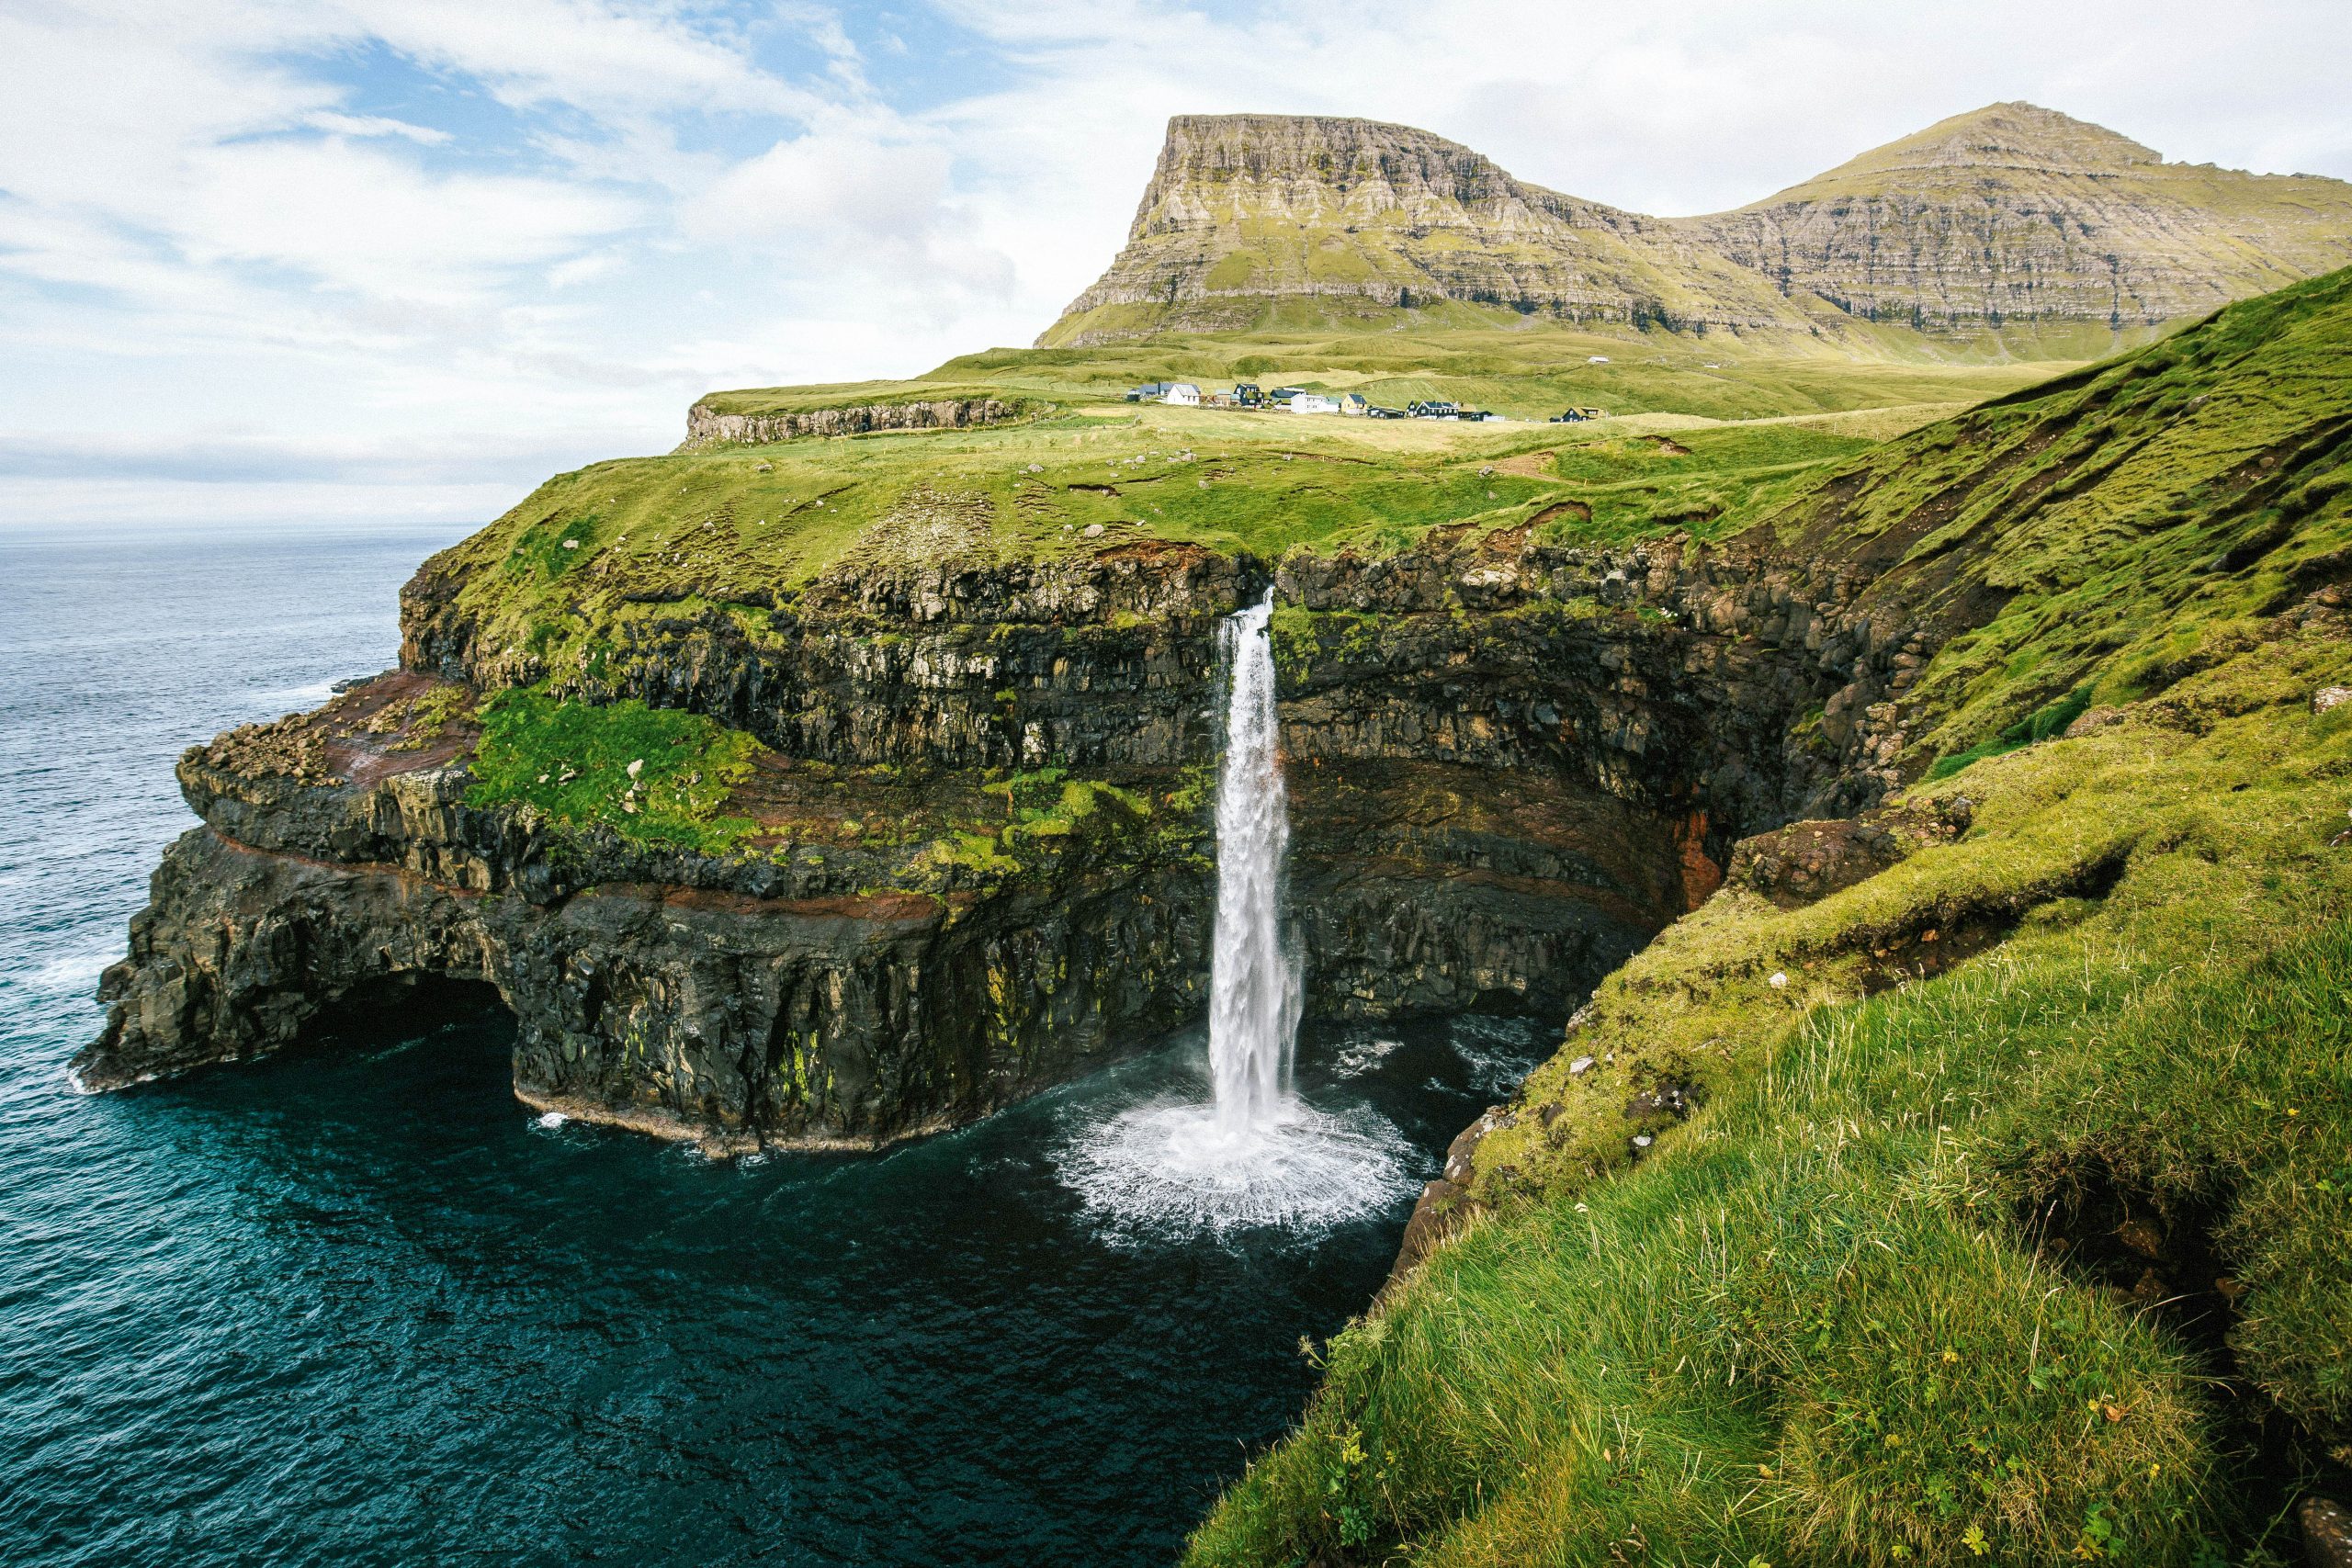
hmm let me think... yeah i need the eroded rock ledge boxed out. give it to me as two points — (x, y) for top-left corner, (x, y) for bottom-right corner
(682, 396), (1029, 449)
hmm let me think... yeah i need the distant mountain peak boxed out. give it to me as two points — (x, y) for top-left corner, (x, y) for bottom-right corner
(1749, 102), (2165, 202)
(1039, 105), (2352, 349)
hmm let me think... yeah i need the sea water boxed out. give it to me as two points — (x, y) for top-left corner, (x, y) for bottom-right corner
(0, 525), (1550, 1566)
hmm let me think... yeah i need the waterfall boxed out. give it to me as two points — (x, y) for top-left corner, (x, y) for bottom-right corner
(1207, 594), (1300, 1137)
(1054, 590), (1412, 1238)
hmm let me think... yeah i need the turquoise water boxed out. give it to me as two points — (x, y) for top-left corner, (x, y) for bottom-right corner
(0, 525), (1547, 1566)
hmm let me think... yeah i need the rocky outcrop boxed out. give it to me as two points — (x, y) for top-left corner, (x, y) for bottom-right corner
(76, 682), (1213, 1149)
(682, 396), (1027, 449)
(2305, 1495), (2352, 1568)
(1722, 795), (1973, 909)
(1040, 105), (2352, 345)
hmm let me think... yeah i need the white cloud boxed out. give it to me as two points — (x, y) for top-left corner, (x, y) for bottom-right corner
(680, 124), (1018, 315)
(1, 0), (2349, 529)
(301, 110), (452, 143)
(691, 131), (949, 247)
(177, 138), (639, 301)
(331, 0), (818, 118)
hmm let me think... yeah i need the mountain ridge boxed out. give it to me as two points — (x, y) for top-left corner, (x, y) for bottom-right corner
(1041, 102), (2352, 347)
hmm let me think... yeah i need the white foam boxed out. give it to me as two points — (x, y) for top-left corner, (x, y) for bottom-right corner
(1331, 1035), (1404, 1078)
(1059, 1096), (1417, 1243)
(532, 1111), (568, 1131)
(1450, 1018), (1545, 1096)
(250, 679), (336, 709)
(26, 949), (116, 993)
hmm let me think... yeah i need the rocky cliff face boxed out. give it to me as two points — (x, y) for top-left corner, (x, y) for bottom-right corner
(76, 671), (1216, 1149)
(1045, 114), (1804, 344)
(682, 396), (1026, 449)
(1688, 102), (2352, 330)
(83, 493), (1944, 1146)
(1041, 104), (2352, 345)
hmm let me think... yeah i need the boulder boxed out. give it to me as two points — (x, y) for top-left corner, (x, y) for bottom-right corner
(1723, 795), (1972, 909)
(2303, 1496), (2352, 1568)
(1725, 818), (1906, 908)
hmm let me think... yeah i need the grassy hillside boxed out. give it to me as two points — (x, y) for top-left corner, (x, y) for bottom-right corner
(1763, 265), (2352, 769)
(434, 321), (2075, 681)
(702, 318), (2082, 431)
(1185, 272), (2352, 1566)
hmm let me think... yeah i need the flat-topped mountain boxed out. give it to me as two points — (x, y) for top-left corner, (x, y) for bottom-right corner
(1042, 103), (2352, 346)
(1043, 113), (1804, 344)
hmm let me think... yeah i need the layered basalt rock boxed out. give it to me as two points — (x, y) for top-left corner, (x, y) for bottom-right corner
(1040, 105), (2352, 345)
(1287, 761), (1685, 1021)
(399, 541), (1262, 771)
(84, 490), (1953, 1147)
(76, 678), (1214, 1149)
(682, 396), (1027, 448)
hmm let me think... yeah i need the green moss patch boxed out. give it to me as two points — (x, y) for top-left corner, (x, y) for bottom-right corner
(466, 690), (763, 854)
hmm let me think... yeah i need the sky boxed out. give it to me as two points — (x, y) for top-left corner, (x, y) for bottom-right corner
(5, 0), (2350, 531)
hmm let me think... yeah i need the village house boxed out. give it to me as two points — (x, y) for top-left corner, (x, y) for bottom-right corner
(1340, 392), (1369, 416)
(1162, 383), (1202, 406)
(1287, 392), (1339, 414)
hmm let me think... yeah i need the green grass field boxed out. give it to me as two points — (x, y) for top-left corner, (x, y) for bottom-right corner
(428, 357), (2032, 687)
(701, 312), (2089, 430)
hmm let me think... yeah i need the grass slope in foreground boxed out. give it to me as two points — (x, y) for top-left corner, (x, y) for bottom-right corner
(1189, 273), (2352, 1566)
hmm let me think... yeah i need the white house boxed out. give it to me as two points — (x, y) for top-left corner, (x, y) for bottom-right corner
(1162, 383), (1202, 406)
(1288, 393), (1339, 414)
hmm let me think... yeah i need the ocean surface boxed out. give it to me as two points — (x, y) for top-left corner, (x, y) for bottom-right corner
(0, 523), (1549, 1567)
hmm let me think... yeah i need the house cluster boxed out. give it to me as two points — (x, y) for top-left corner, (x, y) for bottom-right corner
(1121, 382), (1517, 422)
